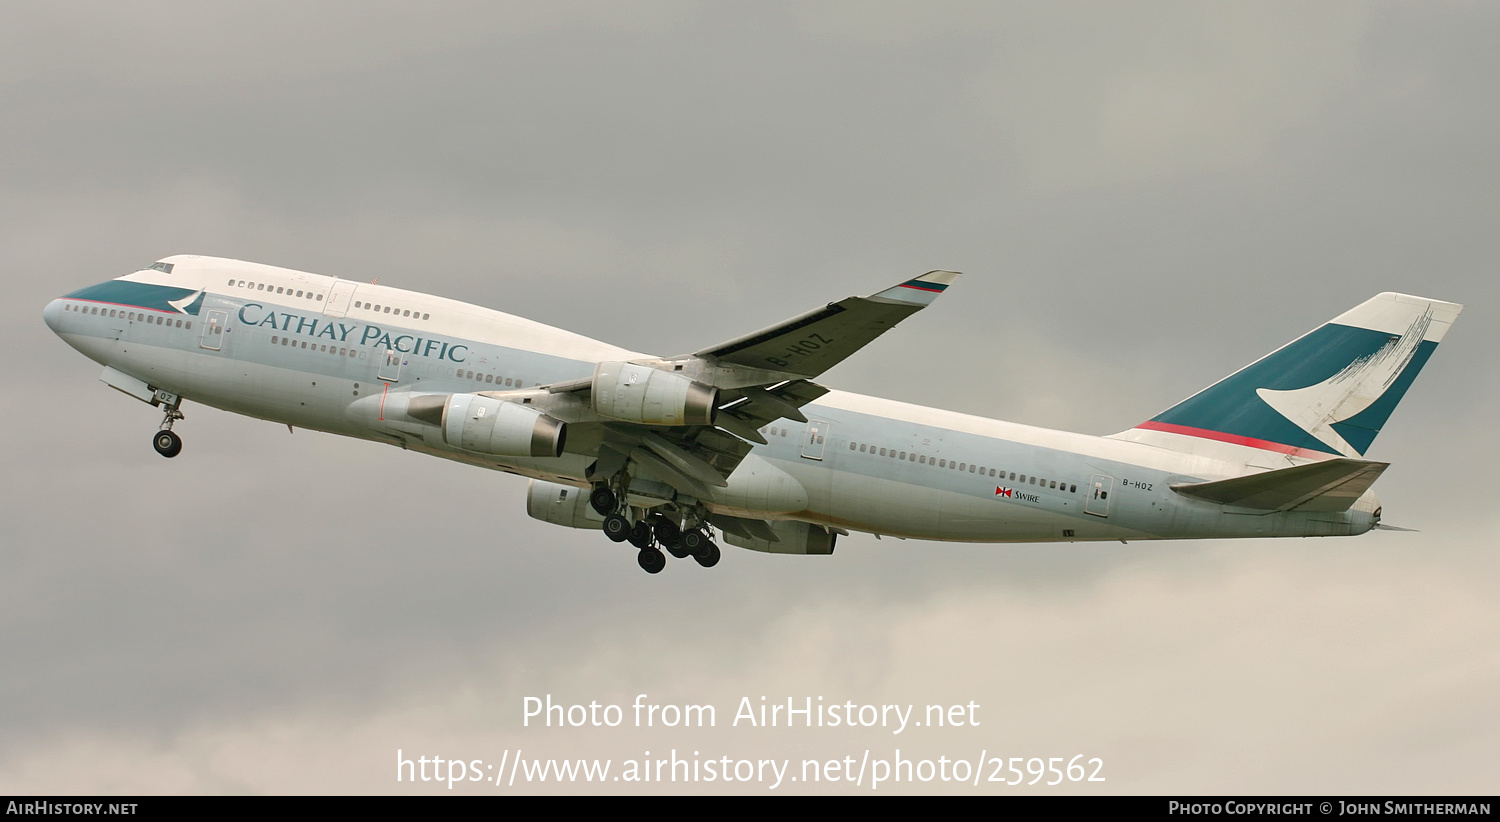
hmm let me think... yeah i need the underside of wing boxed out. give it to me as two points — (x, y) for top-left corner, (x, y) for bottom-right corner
(587, 379), (829, 496)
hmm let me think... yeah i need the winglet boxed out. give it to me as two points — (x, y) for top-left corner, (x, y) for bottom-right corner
(871, 270), (961, 306)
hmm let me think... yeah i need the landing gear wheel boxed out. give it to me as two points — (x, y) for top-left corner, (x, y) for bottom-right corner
(603, 514), (631, 543)
(627, 521), (654, 550)
(651, 516), (681, 550)
(589, 487), (616, 516)
(152, 430), (182, 458)
(692, 540), (721, 568)
(665, 542), (690, 560)
(637, 548), (666, 574)
(681, 529), (708, 553)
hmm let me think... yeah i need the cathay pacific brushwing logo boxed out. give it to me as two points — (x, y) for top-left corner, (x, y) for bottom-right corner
(1255, 309), (1432, 457)
(168, 289), (206, 315)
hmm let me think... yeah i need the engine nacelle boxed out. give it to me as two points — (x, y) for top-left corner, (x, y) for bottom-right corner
(723, 520), (837, 555)
(431, 393), (566, 457)
(592, 361), (716, 426)
(526, 480), (603, 530)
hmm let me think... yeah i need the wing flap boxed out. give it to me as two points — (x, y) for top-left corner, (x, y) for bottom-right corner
(1171, 458), (1388, 512)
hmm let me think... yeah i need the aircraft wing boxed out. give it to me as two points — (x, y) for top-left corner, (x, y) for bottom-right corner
(541, 271), (958, 500)
(693, 270), (960, 378)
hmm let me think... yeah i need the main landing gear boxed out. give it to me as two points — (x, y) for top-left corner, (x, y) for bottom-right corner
(152, 395), (185, 458)
(592, 481), (720, 574)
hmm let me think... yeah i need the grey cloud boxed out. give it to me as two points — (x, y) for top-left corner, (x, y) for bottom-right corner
(3, 2), (1498, 793)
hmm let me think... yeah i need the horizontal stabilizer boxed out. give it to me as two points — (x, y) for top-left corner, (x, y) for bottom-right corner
(1171, 458), (1388, 512)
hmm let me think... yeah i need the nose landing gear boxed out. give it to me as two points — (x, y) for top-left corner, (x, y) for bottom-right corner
(152, 395), (185, 458)
(152, 430), (182, 458)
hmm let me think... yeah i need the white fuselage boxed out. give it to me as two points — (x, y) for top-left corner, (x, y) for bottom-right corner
(44, 256), (1379, 545)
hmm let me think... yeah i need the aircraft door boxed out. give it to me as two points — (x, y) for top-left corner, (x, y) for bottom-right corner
(377, 347), (404, 382)
(801, 419), (830, 460)
(199, 309), (228, 351)
(324, 281), (359, 318)
(1085, 473), (1113, 517)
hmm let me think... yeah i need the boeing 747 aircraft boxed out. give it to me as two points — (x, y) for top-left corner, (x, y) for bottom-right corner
(43, 257), (1461, 574)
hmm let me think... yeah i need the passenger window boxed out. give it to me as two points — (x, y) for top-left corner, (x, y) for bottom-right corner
(860, 444), (867, 452)
(1069, 484), (1077, 493)
(272, 336), (279, 343)
(422, 313), (430, 320)
(485, 375), (493, 383)
(403, 310), (410, 317)
(456, 368), (464, 377)
(227, 279), (235, 286)
(186, 322), (192, 329)
(849, 442), (857, 450)
(316, 294), (323, 301)
(900, 451), (907, 460)
(879, 448), (887, 456)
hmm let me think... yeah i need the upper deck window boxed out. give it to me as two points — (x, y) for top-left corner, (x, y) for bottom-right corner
(148, 262), (174, 274)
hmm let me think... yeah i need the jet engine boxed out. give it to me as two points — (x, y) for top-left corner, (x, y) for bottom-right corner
(412, 393), (566, 458)
(526, 480), (603, 530)
(591, 361), (716, 426)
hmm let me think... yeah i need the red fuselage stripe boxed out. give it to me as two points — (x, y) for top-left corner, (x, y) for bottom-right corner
(1134, 420), (1335, 458)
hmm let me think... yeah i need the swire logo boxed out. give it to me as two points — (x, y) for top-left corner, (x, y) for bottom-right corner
(994, 486), (1012, 497)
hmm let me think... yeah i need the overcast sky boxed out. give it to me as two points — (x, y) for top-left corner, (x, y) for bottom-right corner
(3, 1), (1497, 794)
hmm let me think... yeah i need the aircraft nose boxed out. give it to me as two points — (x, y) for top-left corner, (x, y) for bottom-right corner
(42, 298), (64, 334)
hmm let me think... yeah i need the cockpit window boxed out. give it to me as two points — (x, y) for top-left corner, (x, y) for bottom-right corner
(148, 262), (174, 274)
